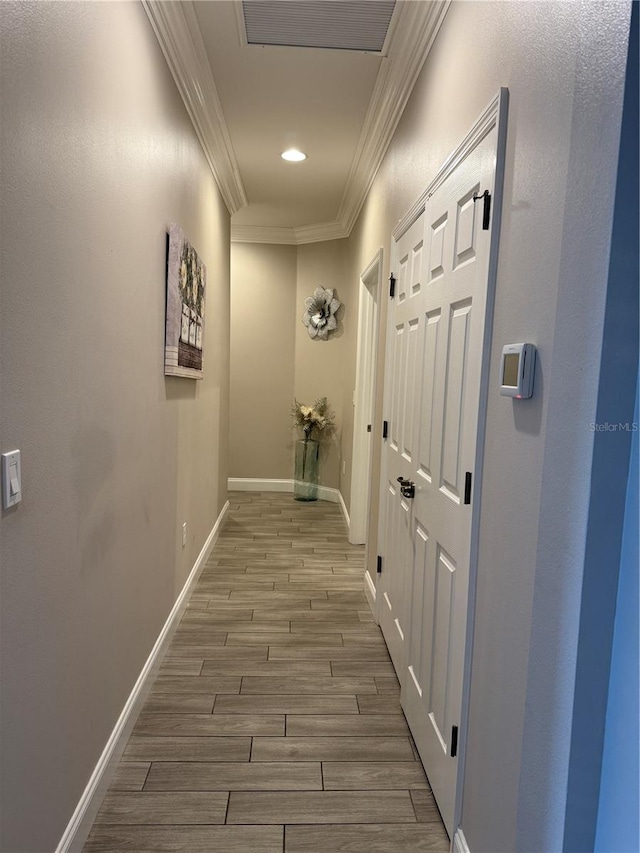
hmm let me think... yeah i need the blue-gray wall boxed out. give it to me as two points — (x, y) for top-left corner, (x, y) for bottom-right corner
(564, 5), (638, 849)
(595, 380), (639, 852)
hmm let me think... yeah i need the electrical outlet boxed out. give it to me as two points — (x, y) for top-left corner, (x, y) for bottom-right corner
(182, 522), (187, 548)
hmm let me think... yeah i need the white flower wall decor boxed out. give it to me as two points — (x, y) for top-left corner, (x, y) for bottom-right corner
(302, 287), (341, 340)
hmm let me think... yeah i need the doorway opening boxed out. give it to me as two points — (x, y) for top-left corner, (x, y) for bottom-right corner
(349, 249), (382, 546)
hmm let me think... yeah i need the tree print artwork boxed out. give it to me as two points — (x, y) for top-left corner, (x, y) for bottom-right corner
(165, 224), (206, 379)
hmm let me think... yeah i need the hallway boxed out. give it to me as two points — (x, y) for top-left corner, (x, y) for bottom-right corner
(83, 492), (449, 852)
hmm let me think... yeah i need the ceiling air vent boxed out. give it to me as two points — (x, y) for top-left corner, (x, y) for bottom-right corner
(242, 0), (396, 53)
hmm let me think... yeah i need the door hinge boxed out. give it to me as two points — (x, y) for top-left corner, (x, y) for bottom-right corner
(473, 189), (491, 230)
(389, 273), (396, 299)
(366, 424), (372, 433)
(450, 725), (459, 758)
(383, 420), (389, 439)
(376, 555), (382, 574)
(464, 472), (472, 505)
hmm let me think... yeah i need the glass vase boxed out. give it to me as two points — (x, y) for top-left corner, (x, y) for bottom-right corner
(294, 438), (319, 501)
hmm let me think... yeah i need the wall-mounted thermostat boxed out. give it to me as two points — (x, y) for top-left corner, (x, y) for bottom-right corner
(500, 343), (536, 399)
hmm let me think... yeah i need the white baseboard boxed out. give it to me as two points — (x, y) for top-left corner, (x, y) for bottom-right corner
(228, 477), (345, 511)
(316, 484), (340, 505)
(228, 477), (293, 492)
(454, 827), (471, 853)
(337, 490), (350, 528)
(364, 568), (377, 618)
(55, 500), (230, 853)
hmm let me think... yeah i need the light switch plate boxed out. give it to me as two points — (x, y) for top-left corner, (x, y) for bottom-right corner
(2, 450), (21, 509)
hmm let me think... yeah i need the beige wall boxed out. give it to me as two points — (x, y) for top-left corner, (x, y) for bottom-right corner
(0, 3), (230, 851)
(230, 244), (296, 479)
(229, 239), (352, 490)
(294, 241), (350, 489)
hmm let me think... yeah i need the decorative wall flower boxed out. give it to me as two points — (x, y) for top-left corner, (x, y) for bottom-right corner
(302, 287), (341, 340)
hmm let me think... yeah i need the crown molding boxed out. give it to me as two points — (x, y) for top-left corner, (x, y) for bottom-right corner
(231, 225), (298, 245)
(147, 0), (449, 242)
(231, 220), (348, 246)
(230, 0), (450, 245)
(337, 0), (451, 235)
(292, 220), (349, 244)
(142, 0), (247, 215)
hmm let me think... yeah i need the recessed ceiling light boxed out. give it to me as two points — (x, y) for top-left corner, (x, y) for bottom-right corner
(281, 149), (307, 162)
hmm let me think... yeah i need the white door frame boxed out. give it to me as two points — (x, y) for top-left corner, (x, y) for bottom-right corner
(377, 89), (509, 841)
(349, 249), (382, 545)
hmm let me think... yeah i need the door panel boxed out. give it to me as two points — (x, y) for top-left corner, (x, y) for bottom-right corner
(430, 545), (456, 744)
(416, 310), (440, 483)
(404, 319), (420, 462)
(429, 214), (447, 281)
(441, 300), (472, 502)
(379, 479), (411, 670)
(390, 324), (404, 453)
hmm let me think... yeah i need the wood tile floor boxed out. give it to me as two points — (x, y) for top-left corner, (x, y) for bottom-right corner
(84, 492), (450, 853)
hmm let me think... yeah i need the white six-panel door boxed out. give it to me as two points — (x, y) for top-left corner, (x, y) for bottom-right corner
(378, 125), (500, 837)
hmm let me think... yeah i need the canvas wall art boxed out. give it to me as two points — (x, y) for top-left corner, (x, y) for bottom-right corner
(165, 224), (206, 379)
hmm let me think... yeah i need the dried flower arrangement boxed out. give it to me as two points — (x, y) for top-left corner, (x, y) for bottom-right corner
(291, 397), (335, 441)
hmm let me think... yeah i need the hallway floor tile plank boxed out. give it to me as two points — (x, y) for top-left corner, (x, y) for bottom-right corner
(285, 824), (450, 852)
(132, 713), (285, 737)
(285, 714), (410, 737)
(226, 790), (416, 824)
(267, 645), (392, 660)
(224, 631), (344, 646)
(94, 791), (229, 825)
(213, 694), (360, 715)
(200, 659), (332, 677)
(240, 675), (378, 694)
(110, 762), (151, 792)
(83, 492), (448, 853)
(357, 694), (404, 714)
(144, 761), (323, 791)
(163, 644), (269, 660)
(322, 761), (432, 790)
(122, 736), (251, 762)
(142, 695), (216, 714)
(251, 735), (416, 762)
(84, 825), (284, 853)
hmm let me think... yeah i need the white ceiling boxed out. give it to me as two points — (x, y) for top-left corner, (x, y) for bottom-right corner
(194, 0), (384, 230)
(143, 1), (450, 243)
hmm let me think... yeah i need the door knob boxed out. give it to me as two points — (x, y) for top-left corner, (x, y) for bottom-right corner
(396, 477), (415, 499)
